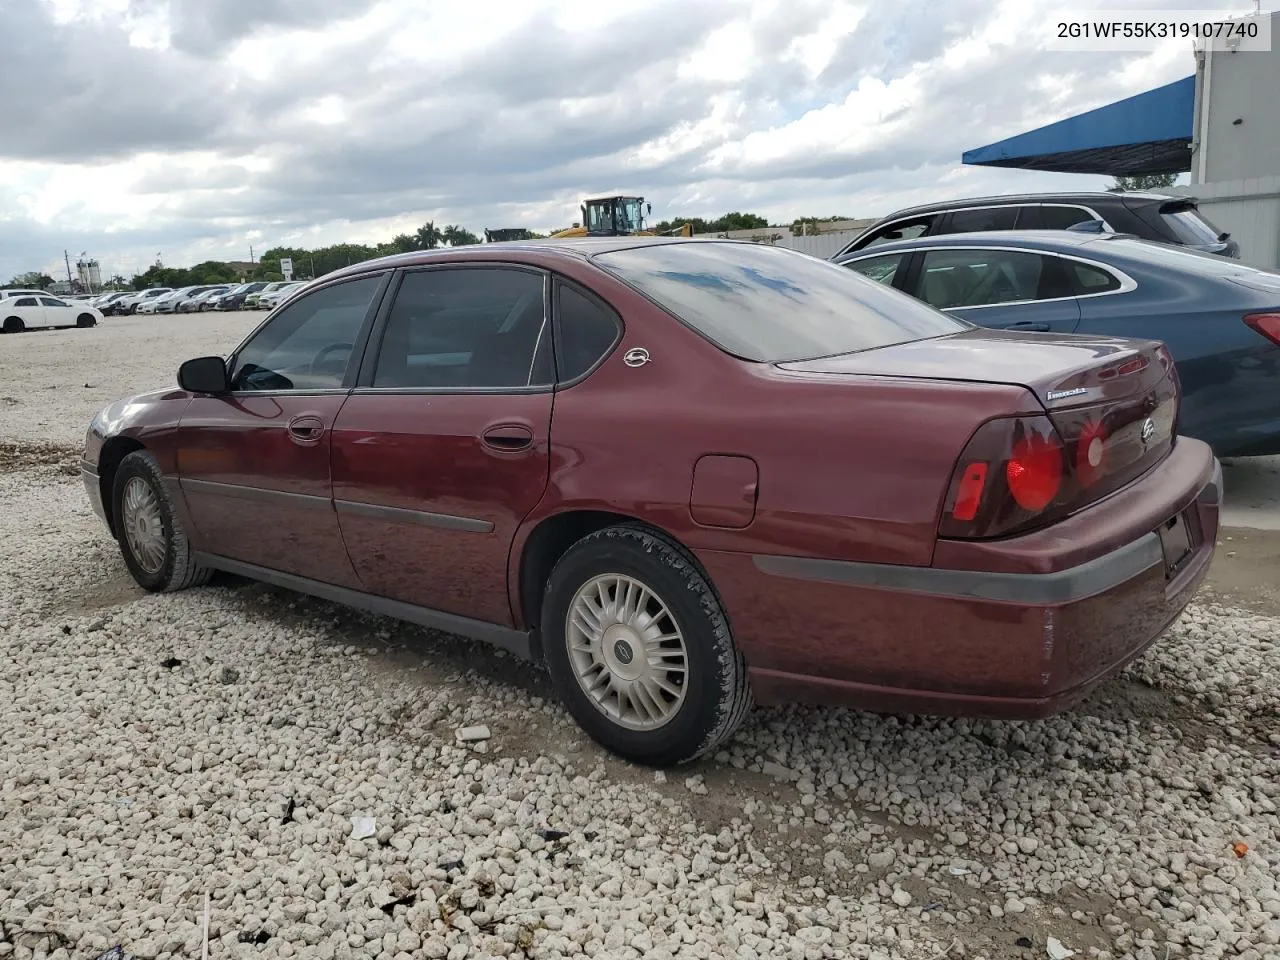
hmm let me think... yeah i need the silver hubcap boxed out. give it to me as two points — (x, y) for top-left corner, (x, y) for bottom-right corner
(566, 574), (688, 731)
(122, 477), (166, 574)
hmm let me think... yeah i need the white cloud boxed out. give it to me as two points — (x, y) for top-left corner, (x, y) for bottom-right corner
(2, 0), (1273, 281)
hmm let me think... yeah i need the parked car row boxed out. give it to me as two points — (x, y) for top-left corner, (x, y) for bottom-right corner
(829, 191), (1278, 459)
(90, 279), (311, 316)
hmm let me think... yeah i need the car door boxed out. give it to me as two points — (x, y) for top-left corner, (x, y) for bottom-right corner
(906, 246), (1081, 333)
(176, 272), (390, 587)
(331, 264), (555, 627)
(40, 296), (75, 326)
(5, 296), (46, 329)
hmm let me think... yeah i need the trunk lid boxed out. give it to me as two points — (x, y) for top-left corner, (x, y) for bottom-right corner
(779, 328), (1179, 502)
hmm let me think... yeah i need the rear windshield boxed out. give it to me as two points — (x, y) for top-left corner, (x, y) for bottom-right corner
(1094, 236), (1254, 276)
(1159, 204), (1224, 246)
(593, 241), (968, 362)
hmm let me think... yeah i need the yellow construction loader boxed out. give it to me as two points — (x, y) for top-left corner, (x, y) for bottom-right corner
(550, 196), (692, 239)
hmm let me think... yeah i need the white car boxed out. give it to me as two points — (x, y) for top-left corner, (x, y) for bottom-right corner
(257, 281), (309, 310)
(1, 294), (104, 332)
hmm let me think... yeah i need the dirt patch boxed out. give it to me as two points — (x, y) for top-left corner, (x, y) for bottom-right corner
(0, 439), (81, 475)
(1202, 528), (1280, 616)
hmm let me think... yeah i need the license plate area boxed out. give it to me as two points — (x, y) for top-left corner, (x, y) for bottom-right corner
(1158, 510), (1196, 577)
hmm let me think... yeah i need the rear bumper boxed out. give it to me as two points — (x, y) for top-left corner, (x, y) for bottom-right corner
(699, 438), (1221, 719)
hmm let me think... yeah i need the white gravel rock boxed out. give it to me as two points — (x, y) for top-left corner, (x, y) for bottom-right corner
(1, 322), (1278, 959)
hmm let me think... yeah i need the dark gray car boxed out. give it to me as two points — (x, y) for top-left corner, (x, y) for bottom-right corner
(833, 191), (1239, 260)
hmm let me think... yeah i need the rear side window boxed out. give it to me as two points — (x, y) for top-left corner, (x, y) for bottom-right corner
(1040, 205), (1099, 230)
(1069, 261), (1122, 293)
(14, 297), (37, 307)
(594, 241), (968, 362)
(555, 282), (621, 382)
(373, 267), (552, 389)
(915, 249), (1070, 308)
(939, 207), (1019, 234)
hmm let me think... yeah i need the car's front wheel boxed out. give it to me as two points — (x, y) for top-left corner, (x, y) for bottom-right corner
(111, 450), (213, 592)
(541, 524), (752, 766)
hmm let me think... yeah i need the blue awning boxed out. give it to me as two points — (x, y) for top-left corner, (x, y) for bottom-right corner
(962, 76), (1195, 176)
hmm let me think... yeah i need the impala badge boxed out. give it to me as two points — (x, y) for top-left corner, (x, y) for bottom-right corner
(623, 347), (651, 367)
(1140, 417), (1156, 446)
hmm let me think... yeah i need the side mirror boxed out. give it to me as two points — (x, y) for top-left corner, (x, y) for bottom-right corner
(178, 356), (231, 394)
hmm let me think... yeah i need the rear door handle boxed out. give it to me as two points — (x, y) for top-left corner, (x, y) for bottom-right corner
(1008, 321), (1050, 332)
(482, 424), (534, 451)
(287, 415), (326, 445)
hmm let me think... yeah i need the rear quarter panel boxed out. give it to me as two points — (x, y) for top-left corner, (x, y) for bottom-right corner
(1074, 258), (1280, 453)
(513, 258), (1045, 624)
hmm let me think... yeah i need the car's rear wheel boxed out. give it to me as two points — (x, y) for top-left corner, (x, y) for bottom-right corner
(2, 317), (24, 333)
(541, 524), (752, 766)
(76, 313), (96, 328)
(112, 450), (213, 593)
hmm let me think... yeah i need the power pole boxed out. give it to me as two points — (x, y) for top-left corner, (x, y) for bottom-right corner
(64, 250), (74, 288)
(249, 244), (254, 263)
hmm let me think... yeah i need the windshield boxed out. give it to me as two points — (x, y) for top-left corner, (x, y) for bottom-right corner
(594, 241), (969, 362)
(1160, 205), (1224, 246)
(616, 199), (644, 233)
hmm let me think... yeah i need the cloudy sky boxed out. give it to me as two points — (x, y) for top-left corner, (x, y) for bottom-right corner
(2, 0), (1273, 281)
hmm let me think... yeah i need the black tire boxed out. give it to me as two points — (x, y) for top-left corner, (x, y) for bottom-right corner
(3, 317), (24, 333)
(111, 450), (213, 593)
(541, 524), (752, 766)
(76, 313), (96, 328)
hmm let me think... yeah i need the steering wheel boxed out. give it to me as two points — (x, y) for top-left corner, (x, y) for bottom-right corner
(310, 342), (354, 374)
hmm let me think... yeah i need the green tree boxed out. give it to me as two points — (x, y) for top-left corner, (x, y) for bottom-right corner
(1110, 173), (1178, 192)
(791, 215), (854, 235)
(651, 212), (771, 235)
(8, 271), (55, 289)
(442, 225), (480, 247)
(415, 221), (443, 250)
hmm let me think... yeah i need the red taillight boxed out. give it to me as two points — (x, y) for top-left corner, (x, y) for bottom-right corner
(1244, 313), (1280, 346)
(951, 462), (988, 521)
(1075, 419), (1108, 487)
(1006, 432), (1063, 510)
(938, 415), (1066, 539)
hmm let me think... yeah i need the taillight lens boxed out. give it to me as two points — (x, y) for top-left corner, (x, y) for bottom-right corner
(939, 415), (1067, 539)
(1244, 313), (1280, 346)
(1006, 431), (1063, 510)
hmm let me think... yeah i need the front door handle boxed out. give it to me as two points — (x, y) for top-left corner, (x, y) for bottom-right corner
(1008, 321), (1050, 332)
(287, 415), (325, 445)
(482, 424), (534, 451)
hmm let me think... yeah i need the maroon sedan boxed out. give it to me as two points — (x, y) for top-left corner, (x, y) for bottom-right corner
(82, 239), (1221, 765)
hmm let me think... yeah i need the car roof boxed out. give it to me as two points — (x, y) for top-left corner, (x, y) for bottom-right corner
(321, 236), (760, 282)
(866, 191), (1183, 223)
(835, 229), (1110, 259)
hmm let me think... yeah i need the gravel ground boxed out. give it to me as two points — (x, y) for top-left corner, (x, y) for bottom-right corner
(1, 315), (1278, 960)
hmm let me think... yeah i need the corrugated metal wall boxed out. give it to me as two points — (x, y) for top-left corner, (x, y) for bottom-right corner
(1174, 176), (1280, 269)
(773, 233), (859, 259)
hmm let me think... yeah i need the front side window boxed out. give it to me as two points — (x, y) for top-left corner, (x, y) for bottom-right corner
(859, 217), (934, 250)
(844, 253), (905, 286)
(594, 241), (967, 362)
(915, 249), (1066, 309)
(372, 267), (551, 389)
(229, 275), (383, 392)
